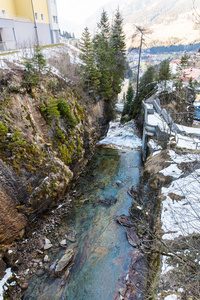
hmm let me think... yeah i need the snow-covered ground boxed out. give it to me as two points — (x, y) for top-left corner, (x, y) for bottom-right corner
(154, 147), (200, 239)
(151, 141), (200, 299)
(0, 43), (80, 74)
(98, 120), (142, 149)
(148, 112), (170, 133)
(0, 269), (13, 300)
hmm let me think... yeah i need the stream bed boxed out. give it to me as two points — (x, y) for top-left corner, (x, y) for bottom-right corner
(24, 121), (142, 300)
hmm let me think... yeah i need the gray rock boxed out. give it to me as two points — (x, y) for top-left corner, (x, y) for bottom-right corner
(21, 282), (28, 290)
(49, 261), (57, 273)
(59, 239), (67, 247)
(43, 238), (53, 250)
(55, 249), (74, 274)
(37, 269), (45, 277)
(44, 255), (49, 262)
(117, 215), (135, 228)
(99, 196), (117, 206)
(66, 231), (76, 243)
(116, 180), (124, 187)
(126, 228), (140, 248)
(119, 287), (126, 297)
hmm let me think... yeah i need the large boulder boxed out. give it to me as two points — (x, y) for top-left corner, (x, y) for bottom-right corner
(50, 248), (75, 277)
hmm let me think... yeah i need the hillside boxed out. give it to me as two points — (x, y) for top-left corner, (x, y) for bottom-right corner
(79, 0), (200, 48)
(0, 45), (109, 244)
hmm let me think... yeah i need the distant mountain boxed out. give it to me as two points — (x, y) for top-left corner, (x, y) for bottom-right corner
(78, 0), (200, 48)
(59, 17), (78, 35)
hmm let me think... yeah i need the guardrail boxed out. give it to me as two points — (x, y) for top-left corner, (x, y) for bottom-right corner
(142, 93), (200, 161)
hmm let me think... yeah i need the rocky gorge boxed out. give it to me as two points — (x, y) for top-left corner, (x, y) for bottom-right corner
(0, 45), (200, 300)
(0, 46), (111, 296)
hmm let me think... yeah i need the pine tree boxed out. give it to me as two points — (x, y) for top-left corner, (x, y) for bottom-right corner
(180, 51), (189, 68)
(131, 65), (156, 118)
(93, 10), (112, 100)
(122, 81), (134, 115)
(79, 27), (101, 95)
(110, 9), (126, 96)
(158, 59), (171, 82)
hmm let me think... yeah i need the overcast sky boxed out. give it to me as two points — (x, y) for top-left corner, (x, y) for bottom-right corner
(56, 0), (112, 25)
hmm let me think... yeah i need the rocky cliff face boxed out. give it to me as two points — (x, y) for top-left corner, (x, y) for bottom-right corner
(0, 69), (109, 244)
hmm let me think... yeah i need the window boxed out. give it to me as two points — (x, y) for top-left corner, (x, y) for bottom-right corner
(1, 9), (6, 16)
(41, 13), (44, 21)
(35, 12), (38, 20)
(53, 16), (58, 23)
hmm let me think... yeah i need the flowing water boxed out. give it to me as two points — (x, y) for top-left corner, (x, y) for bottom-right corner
(24, 120), (142, 300)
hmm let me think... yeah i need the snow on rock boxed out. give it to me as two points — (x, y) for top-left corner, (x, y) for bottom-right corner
(168, 150), (200, 163)
(164, 295), (178, 300)
(149, 139), (162, 151)
(0, 268), (12, 300)
(160, 164), (182, 178)
(161, 167), (200, 239)
(152, 150), (161, 156)
(98, 120), (142, 149)
(161, 256), (175, 274)
(0, 44), (80, 74)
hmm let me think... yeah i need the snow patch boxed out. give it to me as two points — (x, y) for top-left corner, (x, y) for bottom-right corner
(168, 150), (200, 163)
(160, 164), (182, 178)
(164, 295), (178, 300)
(0, 268), (12, 300)
(98, 120), (142, 149)
(149, 139), (162, 151)
(161, 167), (200, 239)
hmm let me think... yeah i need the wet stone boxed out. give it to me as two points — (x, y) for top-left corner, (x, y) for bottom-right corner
(21, 282), (28, 290)
(66, 231), (76, 243)
(44, 255), (49, 262)
(37, 269), (45, 277)
(99, 196), (117, 206)
(60, 239), (67, 247)
(117, 215), (135, 228)
(125, 228), (140, 248)
(119, 287), (126, 297)
(115, 180), (124, 187)
(55, 249), (74, 274)
(43, 238), (53, 250)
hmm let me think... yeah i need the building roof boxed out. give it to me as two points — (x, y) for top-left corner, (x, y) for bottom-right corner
(181, 67), (200, 82)
(170, 59), (181, 65)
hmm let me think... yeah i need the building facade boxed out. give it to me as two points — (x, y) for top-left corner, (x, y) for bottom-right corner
(0, 0), (60, 51)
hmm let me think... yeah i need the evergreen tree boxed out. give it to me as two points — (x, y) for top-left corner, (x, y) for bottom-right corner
(158, 59), (171, 82)
(79, 27), (101, 95)
(122, 81), (134, 115)
(110, 9), (126, 96)
(93, 10), (112, 100)
(180, 51), (189, 68)
(131, 65), (156, 118)
(139, 65), (156, 96)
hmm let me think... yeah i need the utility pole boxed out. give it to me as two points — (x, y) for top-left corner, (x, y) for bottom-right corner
(136, 27), (143, 99)
(131, 26), (151, 98)
(30, 0), (39, 45)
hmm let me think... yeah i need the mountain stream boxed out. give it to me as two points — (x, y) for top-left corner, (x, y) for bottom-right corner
(24, 120), (142, 300)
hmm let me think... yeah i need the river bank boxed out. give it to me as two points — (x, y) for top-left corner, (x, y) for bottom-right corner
(0, 120), (144, 300)
(1, 113), (200, 300)
(125, 141), (200, 300)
